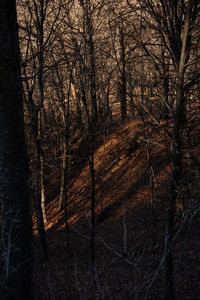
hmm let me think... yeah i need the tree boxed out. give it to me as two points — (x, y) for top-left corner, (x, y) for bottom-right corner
(19, 0), (64, 259)
(134, 0), (200, 298)
(0, 0), (33, 299)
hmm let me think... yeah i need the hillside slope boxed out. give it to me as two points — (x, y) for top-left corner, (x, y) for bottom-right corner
(33, 118), (200, 300)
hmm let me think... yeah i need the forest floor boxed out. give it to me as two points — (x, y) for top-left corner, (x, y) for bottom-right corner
(33, 114), (200, 300)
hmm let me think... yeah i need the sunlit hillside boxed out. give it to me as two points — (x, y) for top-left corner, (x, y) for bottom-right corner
(32, 113), (200, 299)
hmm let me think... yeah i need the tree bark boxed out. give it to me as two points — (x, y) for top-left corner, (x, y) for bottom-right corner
(0, 2), (33, 298)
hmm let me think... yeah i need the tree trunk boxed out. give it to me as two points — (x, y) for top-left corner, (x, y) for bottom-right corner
(161, 48), (170, 119)
(34, 119), (48, 259)
(37, 0), (47, 225)
(37, 110), (47, 225)
(89, 132), (96, 281)
(119, 26), (127, 123)
(0, 2), (33, 298)
(59, 138), (67, 211)
(165, 3), (193, 298)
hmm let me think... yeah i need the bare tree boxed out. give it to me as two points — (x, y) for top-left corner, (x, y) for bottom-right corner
(135, 1), (200, 298)
(19, 0), (64, 259)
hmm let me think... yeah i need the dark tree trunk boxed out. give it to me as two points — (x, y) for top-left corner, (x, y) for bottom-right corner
(164, 2), (194, 299)
(89, 132), (96, 281)
(0, 2), (33, 299)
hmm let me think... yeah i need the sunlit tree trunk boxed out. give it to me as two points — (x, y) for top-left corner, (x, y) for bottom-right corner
(34, 110), (48, 259)
(36, 0), (47, 225)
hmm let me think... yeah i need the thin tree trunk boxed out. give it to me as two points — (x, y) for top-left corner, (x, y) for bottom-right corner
(119, 26), (127, 123)
(37, 0), (47, 225)
(34, 115), (48, 259)
(59, 136), (71, 251)
(40, 153), (47, 224)
(86, 1), (98, 125)
(37, 110), (47, 224)
(106, 73), (112, 122)
(129, 86), (135, 118)
(59, 139), (67, 210)
(161, 48), (170, 119)
(89, 132), (96, 281)
(58, 66), (73, 252)
(165, 3), (193, 298)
